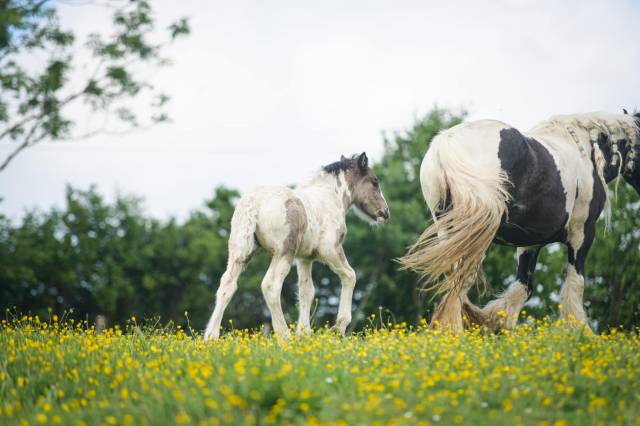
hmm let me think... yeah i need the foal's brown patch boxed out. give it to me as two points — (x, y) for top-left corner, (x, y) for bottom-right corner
(284, 198), (308, 254)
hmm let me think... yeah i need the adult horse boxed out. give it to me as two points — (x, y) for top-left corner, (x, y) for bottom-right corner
(204, 153), (390, 341)
(400, 111), (640, 330)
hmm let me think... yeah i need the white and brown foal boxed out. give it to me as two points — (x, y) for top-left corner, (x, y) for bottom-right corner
(204, 153), (389, 341)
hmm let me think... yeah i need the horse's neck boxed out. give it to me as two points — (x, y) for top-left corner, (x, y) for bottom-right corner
(298, 172), (351, 217)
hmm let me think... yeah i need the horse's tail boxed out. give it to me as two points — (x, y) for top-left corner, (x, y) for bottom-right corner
(398, 135), (510, 296)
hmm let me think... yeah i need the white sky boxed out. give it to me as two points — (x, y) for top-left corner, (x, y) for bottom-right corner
(1, 0), (639, 221)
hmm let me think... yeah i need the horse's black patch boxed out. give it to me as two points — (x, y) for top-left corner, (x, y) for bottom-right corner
(515, 247), (541, 297)
(495, 128), (569, 246)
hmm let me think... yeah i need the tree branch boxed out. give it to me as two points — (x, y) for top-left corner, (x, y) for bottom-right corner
(67, 123), (153, 141)
(0, 91), (84, 143)
(0, 120), (45, 173)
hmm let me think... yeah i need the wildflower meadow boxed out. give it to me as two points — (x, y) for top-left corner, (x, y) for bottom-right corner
(1, 314), (639, 426)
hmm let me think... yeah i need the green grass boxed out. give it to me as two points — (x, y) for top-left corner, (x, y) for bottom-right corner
(1, 316), (639, 425)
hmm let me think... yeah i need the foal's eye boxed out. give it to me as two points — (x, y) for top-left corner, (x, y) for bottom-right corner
(372, 178), (379, 188)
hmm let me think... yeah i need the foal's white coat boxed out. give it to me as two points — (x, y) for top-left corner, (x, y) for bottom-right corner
(204, 156), (388, 341)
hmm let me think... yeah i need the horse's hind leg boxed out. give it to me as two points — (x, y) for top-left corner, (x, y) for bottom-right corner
(480, 246), (540, 330)
(203, 259), (247, 341)
(203, 242), (257, 342)
(431, 289), (465, 331)
(261, 253), (294, 339)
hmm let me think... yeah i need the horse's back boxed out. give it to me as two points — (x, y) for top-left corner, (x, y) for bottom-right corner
(420, 119), (512, 211)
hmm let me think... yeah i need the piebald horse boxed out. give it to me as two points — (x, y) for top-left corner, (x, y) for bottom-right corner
(204, 153), (390, 341)
(401, 111), (640, 330)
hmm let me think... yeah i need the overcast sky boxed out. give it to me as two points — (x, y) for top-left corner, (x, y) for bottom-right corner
(1, 0), (639, 221)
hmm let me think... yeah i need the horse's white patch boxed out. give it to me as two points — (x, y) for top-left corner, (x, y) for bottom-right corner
(560, 265), (587, 323)
(481, 281), (528, 330)
(352, 204), (379, 225)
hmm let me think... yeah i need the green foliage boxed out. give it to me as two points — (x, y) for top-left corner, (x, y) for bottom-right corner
(585, 184), (640, 329)
(0, 0), (190, 171)
(1, 107), (639, 331)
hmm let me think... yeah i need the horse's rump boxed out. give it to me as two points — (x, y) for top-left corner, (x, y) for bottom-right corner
(399, 121), (511, 296)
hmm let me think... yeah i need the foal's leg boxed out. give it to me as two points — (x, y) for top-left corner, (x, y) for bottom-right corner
(261, 253), (294, 339)
(296, 259), (314, 336)
(325, 247), (356, 335)
(560, 222), (596, 325)
(204, 253), (253, 341)
(481, 246), (540, 330)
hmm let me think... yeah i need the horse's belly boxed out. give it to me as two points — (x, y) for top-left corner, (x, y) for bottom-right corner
(495, 203), (568, 246)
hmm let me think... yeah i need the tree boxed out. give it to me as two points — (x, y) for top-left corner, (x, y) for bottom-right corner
(0, 0), (190, 172)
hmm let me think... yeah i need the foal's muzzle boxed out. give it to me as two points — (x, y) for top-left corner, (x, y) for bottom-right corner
(377, 208), (390, 222)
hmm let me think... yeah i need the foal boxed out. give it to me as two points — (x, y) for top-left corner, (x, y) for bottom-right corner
(203, 153), (390, 341)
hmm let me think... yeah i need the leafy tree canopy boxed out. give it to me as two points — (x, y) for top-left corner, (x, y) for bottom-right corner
(0, 0), (190, 172)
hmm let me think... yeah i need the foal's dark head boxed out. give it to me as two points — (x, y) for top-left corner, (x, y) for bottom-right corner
(323, 152), (390, 223)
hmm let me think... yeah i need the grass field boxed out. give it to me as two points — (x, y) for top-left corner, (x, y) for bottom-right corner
(1, 315), (639, 426)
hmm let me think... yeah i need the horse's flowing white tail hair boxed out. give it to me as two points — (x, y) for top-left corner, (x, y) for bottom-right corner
(399, 138), (511, 296)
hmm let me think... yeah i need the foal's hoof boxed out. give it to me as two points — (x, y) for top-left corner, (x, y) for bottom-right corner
(329, 325), (347, 336)
(296, 327), (312, 337)
(202, 332), (218, 343)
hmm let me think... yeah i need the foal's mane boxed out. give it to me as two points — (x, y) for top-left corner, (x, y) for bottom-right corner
(532, 112), (640, 142)
(322, 155), (359, 175)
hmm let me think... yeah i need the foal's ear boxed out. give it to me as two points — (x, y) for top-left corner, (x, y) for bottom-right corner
(623, 108), (629, 115)
(357, 152), (368, 173)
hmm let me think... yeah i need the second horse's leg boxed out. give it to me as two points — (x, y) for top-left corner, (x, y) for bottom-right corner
(560, 221), (596, 325)
(480, 246), (540, 330)
(431, 289), (464, 331)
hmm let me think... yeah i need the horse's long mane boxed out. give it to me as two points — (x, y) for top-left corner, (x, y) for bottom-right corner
(531, 112), (640, 142)
(530, 112), (640, 231)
